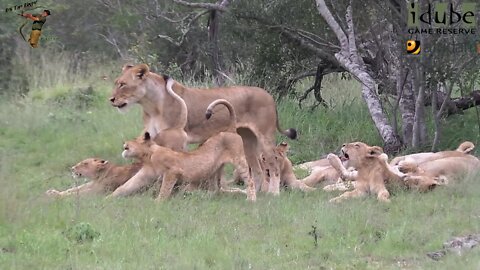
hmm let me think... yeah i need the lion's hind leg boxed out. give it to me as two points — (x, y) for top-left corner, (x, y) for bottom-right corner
(110, 168), (153, 197)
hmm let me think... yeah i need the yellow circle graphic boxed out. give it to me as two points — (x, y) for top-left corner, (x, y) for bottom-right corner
(407, 40), (421, 55)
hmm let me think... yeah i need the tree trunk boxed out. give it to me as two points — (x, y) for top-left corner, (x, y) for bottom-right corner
(412, 66), (427, 148)
(208, 9), (225, 86)
(398, 68), (415, 146)
(316, 0), (402, 153)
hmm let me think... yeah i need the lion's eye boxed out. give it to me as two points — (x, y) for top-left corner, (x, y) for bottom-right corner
(119, 82), (126, 88)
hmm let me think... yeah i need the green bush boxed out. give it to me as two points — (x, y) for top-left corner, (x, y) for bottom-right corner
(64, 222), (100, 243)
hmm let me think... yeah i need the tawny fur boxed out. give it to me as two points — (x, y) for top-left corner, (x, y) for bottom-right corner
(259, 142), (316, 193)
(109, 64), (296, 193)
(327, 142), (406, 203)
(152, 77), (188, 152)
(398, 155), (480, 189)
(111, 99), (256, 201)
(46, 158), (142, 197)
(390, 141), (475, 166)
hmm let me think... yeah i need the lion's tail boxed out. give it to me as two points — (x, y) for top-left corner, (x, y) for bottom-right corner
(164, 75), (188, 130)
(456, 141), (475, 154)
(205, 99), (237, 133)
(275, 107), (297, 140)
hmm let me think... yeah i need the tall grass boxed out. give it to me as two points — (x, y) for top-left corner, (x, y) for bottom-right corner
(1, 56), (480, 269)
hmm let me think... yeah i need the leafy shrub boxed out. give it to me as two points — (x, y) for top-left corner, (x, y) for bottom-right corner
(64, 222), (100, 243)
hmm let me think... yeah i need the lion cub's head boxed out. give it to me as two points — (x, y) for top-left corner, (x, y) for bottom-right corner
(122, 132), (154, 160)
(261, 142), (289, 181)
(110, 64), (157, 111)
(340, 142), (384, 168)
(72, 158), (109, 179)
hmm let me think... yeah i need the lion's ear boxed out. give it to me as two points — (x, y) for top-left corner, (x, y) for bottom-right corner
(136, 64), (150, 79)
(122, 64), (134, 72)
(144, 132), (151, 141)
(366, 146), (383, 158)
(277, 142), (289, 156)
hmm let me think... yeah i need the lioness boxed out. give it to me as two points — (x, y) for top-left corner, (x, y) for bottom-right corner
(109, 64), (296, 192)
(46, 158), (142, 197)
(390, 141), (475, 166)
(259, 142), (316, 193)
(327, 142), (406, 203)
(398, 155), (480, 188)
(111, 99), (256, 201)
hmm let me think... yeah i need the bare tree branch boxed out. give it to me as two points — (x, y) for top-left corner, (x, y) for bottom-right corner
(316, 0), (348, 50)
(345, 3), (363, 66)
(152, 10), (210, 47)
(173, 0), (228, 11)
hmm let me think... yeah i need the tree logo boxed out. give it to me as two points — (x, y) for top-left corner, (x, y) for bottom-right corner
(406, 40), (421, 55)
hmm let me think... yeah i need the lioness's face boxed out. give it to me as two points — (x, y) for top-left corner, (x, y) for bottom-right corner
(72, 158), (109, 179)
(110, 64), (150, 111)
(340, 142), (383, 168)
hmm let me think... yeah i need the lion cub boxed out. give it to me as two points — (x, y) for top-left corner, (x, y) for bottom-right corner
(259, 142), (315, 193)
(327, 142), (406, 203)
(46, 158), (142, 197)
(117, 99), (256, 201)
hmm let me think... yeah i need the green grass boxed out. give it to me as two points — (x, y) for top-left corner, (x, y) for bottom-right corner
(1, 76), (480, 269)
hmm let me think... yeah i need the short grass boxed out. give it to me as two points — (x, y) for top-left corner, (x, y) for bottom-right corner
(1, 76), (480, 269)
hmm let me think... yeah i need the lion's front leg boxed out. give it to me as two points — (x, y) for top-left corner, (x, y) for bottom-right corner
(156, 172), (178, 202)
(283, 172), (316, 192)
(110, 168), (153, 197)
(234, 160), (256, 201)
(240, 133), (264, 193)
(329, 189), (367, 203)
(327, 154), (357, 180)
(375, 188), (390, 202)
(46, 182), (98, 197)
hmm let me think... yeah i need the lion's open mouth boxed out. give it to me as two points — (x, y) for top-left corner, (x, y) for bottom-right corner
(340, 150), (349, 162)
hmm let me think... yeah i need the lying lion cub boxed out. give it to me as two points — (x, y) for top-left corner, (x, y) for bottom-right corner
(327, 142), (406, 203)
(46, 158), (142, 197)
(390, 141), (475, 166)
(113, 99), (256, 201)
(259, 142), (316, 193)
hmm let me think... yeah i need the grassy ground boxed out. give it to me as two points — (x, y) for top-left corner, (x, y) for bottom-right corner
(1, 75), (480, 269)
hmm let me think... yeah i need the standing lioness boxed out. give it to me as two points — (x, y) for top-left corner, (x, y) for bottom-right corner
(109, 64), (296, 193)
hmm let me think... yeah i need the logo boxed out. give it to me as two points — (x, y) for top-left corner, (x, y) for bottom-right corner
(407, 2), (477, 35)
(406, 40), (421, 55)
